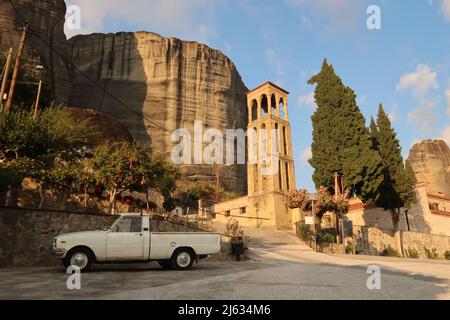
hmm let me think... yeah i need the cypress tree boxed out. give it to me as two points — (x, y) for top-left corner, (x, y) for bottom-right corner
(371, 104), (417, 231)
(369, 117), (379, 150)
(308, 59), (384, 202)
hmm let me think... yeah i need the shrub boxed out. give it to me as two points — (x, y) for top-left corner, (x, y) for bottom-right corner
(318, 232), (335, 243)
(424, 247), (439, 260)
(225, 218), (244, 238)
(345, 242), (354, 254)
(298, 223), (313, 242)
(405, 248), (419, 259)
(445, 251), (450, 260)
(380, 245), (401, 257)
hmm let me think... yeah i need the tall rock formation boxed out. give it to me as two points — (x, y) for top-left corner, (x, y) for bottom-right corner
(68, 32), (249, 194)
(408, 140), (450, 198)
(0, 0), (71, 103)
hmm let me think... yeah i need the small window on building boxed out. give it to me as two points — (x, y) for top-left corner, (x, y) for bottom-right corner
(240, 207), (246, 215)
(225, 210), (231, 217)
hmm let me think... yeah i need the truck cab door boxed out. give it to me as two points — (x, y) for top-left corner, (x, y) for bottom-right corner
(106, 216), (146, 261)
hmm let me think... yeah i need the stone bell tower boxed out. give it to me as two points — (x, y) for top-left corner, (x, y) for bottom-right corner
(246, 82), (296, 229)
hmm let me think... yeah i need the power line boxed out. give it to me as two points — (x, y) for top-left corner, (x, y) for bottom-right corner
(7, 0), (188, 140)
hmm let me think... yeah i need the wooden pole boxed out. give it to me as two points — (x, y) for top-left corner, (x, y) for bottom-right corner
(33, 79), (42, 119)
(0, 47), (13, 109)
(215, 164), (220, 203)
(5, 23), (28, 112)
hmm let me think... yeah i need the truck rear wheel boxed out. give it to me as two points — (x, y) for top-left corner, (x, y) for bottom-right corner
(171, 249), (195, 270)
(63, 248), (93, 272)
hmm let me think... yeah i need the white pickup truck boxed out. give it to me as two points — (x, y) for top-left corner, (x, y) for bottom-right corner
(53, 213), (221, 272)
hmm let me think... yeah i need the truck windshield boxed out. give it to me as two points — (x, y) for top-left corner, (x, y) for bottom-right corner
(100, 216), (120, 231)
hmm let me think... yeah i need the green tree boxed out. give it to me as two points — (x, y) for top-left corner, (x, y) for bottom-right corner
(89, 141), (147, 213)
(140, 153), (181, 212)
(178, 183), (215, 210)
(371, 104), (417, 231)
(0, 107), (92, 207)
(308, 59), (384, 202)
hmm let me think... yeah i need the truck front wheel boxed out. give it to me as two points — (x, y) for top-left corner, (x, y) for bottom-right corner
(63, 248), (94, 272)
(171, 249), (195, 270)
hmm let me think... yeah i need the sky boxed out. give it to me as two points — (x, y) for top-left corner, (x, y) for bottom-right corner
(64, 0), (450, 192)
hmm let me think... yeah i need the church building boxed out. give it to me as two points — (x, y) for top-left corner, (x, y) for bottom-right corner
(209, 81), (297, 230)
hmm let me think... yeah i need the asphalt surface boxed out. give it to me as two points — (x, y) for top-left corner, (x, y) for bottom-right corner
(1, 227), (450, 300)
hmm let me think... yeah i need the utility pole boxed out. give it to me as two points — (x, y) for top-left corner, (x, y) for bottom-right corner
(0, 47), (13, 109)
(215, 164), (221, 203)
(33, 65), (44, 120)
(5, 23), (28, 113)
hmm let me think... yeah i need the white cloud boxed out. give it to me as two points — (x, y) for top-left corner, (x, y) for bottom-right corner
(298, 91), (315, 108)
(439, 126), (450, 146)
(396, 64), (439, 99)
(300, 147), (312, 166)
(265, 49), (284, 77)
(407, 98), (439, 133)
(442, 0), (450, 21)
(64, 0), (223, 42)
(446, 86), (450, 116)
(223, 41), (233, 54)
(398, 64), (442, 133)
(286, 0), (363, 31)
(300, 16), (312, 29)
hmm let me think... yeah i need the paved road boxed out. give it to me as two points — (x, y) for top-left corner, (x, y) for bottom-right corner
(1, 227), (450, 300)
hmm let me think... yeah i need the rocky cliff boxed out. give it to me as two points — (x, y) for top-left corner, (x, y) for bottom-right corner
(0, 0), (71, 103)
(408, 140), (450, 198)
(0, 0), (249, 195)
(68, 31), (248, 194)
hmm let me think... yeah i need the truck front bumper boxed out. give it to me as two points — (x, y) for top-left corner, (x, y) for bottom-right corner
(53, 248), (67, 258)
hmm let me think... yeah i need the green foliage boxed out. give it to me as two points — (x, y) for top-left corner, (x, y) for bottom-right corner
(0, 167), (13, 192)
(380, 245), (401, 257)
(405, 248), (419, 259)
(143, 153), (181, 198)
(225, 218), (244, 238)
(178, 183), (215, 209)
(445, 251), (450, 260)
(0, 108), (93, 184)
(89, 141), (147, 211)
(308, 59), (384, 202)
(345, 242), (354, 254)
(371, 104), (417, 230)
(318, 231), (335, 243)
(298, 223), (313, 242)
(424, 247), (439, 260)
(163, 197), (177, 212)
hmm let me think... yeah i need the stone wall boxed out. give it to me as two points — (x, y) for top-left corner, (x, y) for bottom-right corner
(346, 184), (450, 237)
(0, 207), (204, 268)
(352, 225), (450, 259)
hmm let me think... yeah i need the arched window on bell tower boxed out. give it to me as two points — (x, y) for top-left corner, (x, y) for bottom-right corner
(261, 95), (268, 118)
(271, 94), (277, 116)
(251, 99), (258, 121)
(279, 98), (285, 119)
